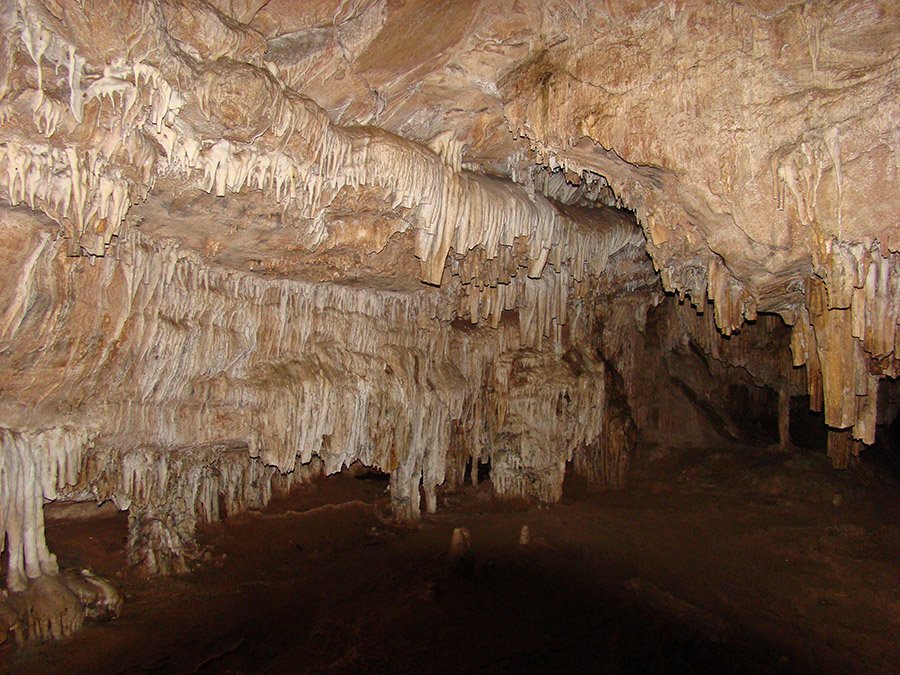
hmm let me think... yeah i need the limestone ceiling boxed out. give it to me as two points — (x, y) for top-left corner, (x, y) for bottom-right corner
(0, 0), (897, 443)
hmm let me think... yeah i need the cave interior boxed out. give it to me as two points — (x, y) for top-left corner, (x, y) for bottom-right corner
(0, 0), (898, 672)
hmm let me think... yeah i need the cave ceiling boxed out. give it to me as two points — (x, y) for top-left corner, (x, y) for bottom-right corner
(2, 0), (894, 423)
(1, 1), (894, 303)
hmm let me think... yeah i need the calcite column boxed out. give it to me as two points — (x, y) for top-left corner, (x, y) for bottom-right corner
(826, 428), (863, 470)
(777, 387), (791, 452)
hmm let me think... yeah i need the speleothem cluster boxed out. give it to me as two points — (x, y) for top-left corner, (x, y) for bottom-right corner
(0, 0), (896, 642)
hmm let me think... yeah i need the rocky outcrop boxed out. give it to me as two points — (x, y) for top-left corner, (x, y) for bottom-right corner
(0, 568), (121, 644)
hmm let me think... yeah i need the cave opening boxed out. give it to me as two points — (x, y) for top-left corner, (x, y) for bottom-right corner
(0, 535), (8, 592)
(1, 0), (898, 672)
(790, 396), (829, 450)
(350, 466), (390, 483)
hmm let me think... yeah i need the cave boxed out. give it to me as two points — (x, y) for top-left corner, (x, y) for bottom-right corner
(0, 1), (898, 672)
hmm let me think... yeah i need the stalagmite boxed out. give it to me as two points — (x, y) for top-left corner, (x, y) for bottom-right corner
(518, 525), (531, 546)
(449, 527), (472, 559)
(0, 568), (121, 644)
(777, 387), (791, 452)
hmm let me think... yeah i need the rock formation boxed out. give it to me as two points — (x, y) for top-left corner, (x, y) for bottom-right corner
(0, 0), (896, 642)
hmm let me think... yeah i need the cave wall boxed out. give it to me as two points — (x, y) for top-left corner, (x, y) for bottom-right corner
(501, 0), (899, 446)
(0, 207), (645, 585)
(598, 294), (804, 449)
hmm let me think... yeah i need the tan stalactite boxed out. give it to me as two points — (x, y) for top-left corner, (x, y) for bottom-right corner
(790, 238), (900, 447)
(2, 0), (617, 293)
(807, 278), (859, 431)
(0, 428), (91, 591)
(0, 220), (634, 581)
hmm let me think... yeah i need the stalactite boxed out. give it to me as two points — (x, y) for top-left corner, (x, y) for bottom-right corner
(78, 444), (278, 575)
(0, 428), (91, 591)
(3, 0), (635, 294)
(0, 218), (636, 583)
(785, 240), (900, 449)
(532, 139), (896, 460)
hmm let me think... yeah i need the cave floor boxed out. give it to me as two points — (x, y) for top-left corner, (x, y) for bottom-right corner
(4, 443), (899, 674)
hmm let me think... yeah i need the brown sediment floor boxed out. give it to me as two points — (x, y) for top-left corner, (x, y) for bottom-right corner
(4, 443), (899, 674)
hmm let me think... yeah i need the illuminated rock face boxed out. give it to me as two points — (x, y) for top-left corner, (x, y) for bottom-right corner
(499, 1), (899, 450)
(0, 0), (896, 639)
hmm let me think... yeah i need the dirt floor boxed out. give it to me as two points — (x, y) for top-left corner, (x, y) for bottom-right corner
(2, 441), (899, 674)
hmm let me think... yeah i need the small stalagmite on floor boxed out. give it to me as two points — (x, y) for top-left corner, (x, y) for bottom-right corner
(518, 525), (531, 546)
(449, 527), (472, 560)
